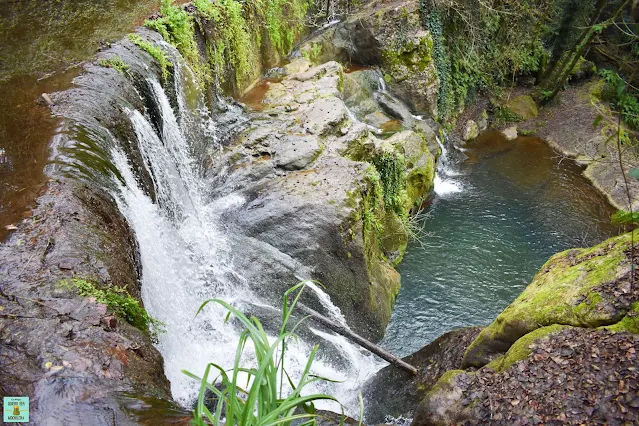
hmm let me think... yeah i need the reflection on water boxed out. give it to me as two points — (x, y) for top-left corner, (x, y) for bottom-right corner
(382, 131), (622, 357)
(0, 0), (187, 241)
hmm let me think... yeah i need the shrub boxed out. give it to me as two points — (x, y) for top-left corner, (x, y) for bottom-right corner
(144, 0), (208, 81)
(183, 282), (347, 426)
(600, 68), (639, 130)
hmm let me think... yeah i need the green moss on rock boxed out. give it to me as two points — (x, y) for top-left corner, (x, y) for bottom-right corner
(485, 324), (570, 372)
(604, 302), (639, 334)
(463, 230), (637, 368)
(503, 95), (539, 121)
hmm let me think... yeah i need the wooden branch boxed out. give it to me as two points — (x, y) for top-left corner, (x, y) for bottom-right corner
(297, 303), (418, 375)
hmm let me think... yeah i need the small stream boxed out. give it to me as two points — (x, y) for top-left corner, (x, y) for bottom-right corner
(382, 131), (622, 356)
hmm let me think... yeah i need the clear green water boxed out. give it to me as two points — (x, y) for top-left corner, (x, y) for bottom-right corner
(381, 131), (622, 357)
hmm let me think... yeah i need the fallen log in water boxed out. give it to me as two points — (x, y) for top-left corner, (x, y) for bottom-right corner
(298, 303), (418, 375)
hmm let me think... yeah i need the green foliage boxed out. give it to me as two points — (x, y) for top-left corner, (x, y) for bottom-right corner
(371, 151), (408, 217)
(192, 0), (309, 89)
(302, 43), (323, 63)
(257, 0), (309, 54)
(421, 5), (450, 119)
(493, 106), (523, 126)
(183, 283), (346, 426)
(144, 0), (207, 81)
(60, 279), (164, 341)
(98, 56), (130, 74)
(197, 0), (253, 84)
(611, 210), (639, 225)
(419, 0), (551, 121)
(128, 33), (172, 81)
(362, 167), (384, 236)
(600, 69), (639, 130)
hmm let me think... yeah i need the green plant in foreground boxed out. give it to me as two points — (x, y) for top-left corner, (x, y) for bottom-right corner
(183, 283), (347, 426)
(60, 279), (164, 341)
(98, 56), (130, 74)
(600, 69), (639, 130)
(128, 33), (172, 81)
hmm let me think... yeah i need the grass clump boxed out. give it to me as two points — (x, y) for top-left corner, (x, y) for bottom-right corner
(493, 106), (524, 127)
(98, 55), (130, 74)
(60, 279), (164, 341)
(192, 0), (309, 89)
(183, 282), (349, 426)
(128, 33), (172, 81)
(194, 0), (253, 85)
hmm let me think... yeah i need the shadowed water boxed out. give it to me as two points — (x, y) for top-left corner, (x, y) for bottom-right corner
(382, 131), (622, 357)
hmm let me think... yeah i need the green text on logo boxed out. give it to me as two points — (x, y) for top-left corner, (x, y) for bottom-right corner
(3, 396), (29, 423)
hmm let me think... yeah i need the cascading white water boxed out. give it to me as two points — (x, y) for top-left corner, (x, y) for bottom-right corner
(108, 64), (385, 414)
(433, 135), (463, 196)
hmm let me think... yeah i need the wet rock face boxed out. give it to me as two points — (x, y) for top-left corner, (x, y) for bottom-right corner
(0, 181), (171, 422)
(414, 328), (639, 426)
(362, 327), (482, 423)
(299, 0), (439, 116)
(205, 59), (436, 340)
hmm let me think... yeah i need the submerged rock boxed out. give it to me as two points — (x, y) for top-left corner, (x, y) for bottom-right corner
(462, 120), (479, 141)
(501, 125), (518, 141)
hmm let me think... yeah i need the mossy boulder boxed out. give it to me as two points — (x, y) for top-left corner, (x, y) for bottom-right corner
(412, 369), (472, 425)
(463, 230), (638, 368)
(604, 301), (639, 334)
(299, 1), (439, 116)
(485, 324), (570, 372)
(503, 95), (539, 120)
(462, 120), (479, 141)
(363, 327), (482, 423)
(414, 326), (639, 425)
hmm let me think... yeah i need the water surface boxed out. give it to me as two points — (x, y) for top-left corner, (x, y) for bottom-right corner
(0, 0), (187, 240)
(382, 131), (622, 357)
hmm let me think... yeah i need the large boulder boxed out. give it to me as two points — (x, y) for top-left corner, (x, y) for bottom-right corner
(299, 0), (439, 117)
(362, 327), (481, 423)
(503, 95), (538, 120)
(0, 181), (172, 423)
(463, 230), (639, 368)
(206, 59), (436, 340)
(409, 231), (639, 425)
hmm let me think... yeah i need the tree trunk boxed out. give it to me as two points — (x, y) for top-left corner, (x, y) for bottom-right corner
(298, 303), (419, 375)
(544, 0), (630, 102)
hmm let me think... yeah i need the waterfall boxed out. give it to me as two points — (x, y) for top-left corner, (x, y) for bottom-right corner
(433, 135), (463, 196)
(69, 45), (387, 414)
